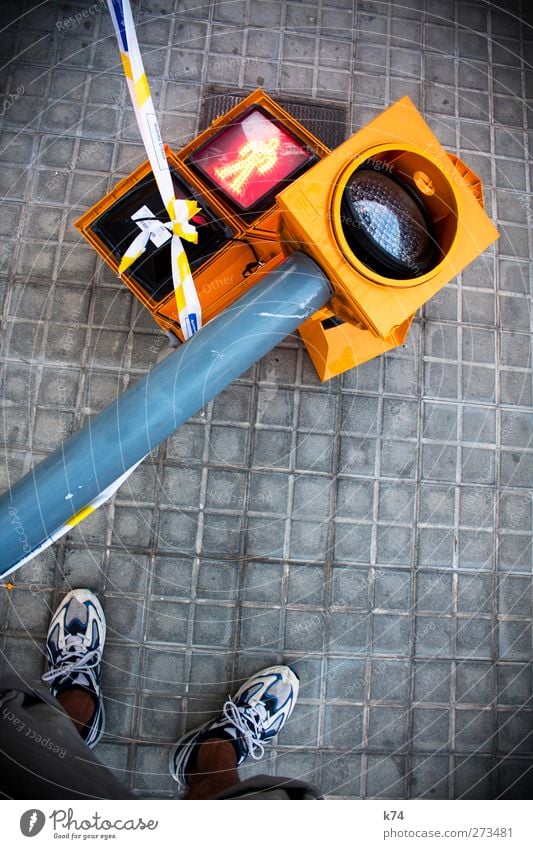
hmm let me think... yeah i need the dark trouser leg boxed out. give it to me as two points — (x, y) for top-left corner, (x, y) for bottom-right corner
(0, 672), (133, 800)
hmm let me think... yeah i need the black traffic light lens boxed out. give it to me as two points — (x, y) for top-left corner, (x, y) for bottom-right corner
(341, 166), (437, 278)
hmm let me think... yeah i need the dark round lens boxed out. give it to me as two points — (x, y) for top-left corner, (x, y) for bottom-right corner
(341, 167), (436, 278)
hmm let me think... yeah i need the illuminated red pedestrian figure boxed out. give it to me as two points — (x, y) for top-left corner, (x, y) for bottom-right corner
(215, 137), (280, 196)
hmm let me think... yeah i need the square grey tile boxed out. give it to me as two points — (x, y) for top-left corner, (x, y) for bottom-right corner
(336, 478), (374, 520)
(415, 616), (453, 658)
(299, 391), (337, 432)
(196, 559), (239, 602)
(457, 617), (493, 659)
(201, 512), (243, 557)
(453, 755), (493, 799)
(455, 708), (494, 753)
(498, 620), (531, 661)
(418, 483), (455, 526)
(151, 556), (193, 599)
(416, 571), (453, 614)
(413, 661), (452, 704)
(368, 706), (408, 750)
(252, 429), (292, 470)
(289, 519), (330, 561)
(366, 754), (406, 798)
(370, 658), (411, 704)
(240, 607), (282, 651)
(377, 481), (415, 523)
(423, 401), (458, 442)
(295, 433), (335, 473)
(497, 710), (533, 756)
(457, 573), (493, 615)
(374, 569), (412, 611)
(287, 563), (326, 607)
(285, 609), (325, 653)
(410, 755), (449, 798)
(293, 475), (333, 519)
(459, 486), (494, 528)
(372, 614), (411, 655)
(456, 662), (493, 705)
(140, 647), (186, 694)
(326, 656), (366, 702)
(331, 567), (370, 610)
(418, 527), (455, 568)
(412, 707), (450, 750)
(324, 704), (364, 748)
(498, 575), (531, 617)
(192, 602), (235, 648)
(376, 525), (413, 566)
(242, 562), (284, 605)
(334, 521), (372, 564)
(320, 752), (362, 797)
(380, 439), (418, 479)
(329, 611), (370, 653)
(497, 664), (532, 706)
(145, 599), (189, 644)
(139, 694), (181, 742)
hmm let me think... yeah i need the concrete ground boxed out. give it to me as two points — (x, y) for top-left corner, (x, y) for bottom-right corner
(0, 0), (532, 799)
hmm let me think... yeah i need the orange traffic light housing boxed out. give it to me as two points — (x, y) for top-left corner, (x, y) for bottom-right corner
(76, 91), (498, 381)
(76, 90), (328, 341)
(277, 96), (499, 371)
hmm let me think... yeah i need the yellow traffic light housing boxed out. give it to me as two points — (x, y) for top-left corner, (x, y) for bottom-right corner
(277, 96), (499, 344)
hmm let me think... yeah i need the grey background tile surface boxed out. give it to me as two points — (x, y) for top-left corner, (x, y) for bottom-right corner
(0, 0), (532, 799)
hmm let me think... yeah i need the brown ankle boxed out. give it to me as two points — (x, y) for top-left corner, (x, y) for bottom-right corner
(186, 736), (239, 800)
(57, 687), (96, 737)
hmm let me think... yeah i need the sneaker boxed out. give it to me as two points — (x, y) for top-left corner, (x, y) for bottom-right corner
(169, 665), (299, 794)
(42, 588), (106, 748)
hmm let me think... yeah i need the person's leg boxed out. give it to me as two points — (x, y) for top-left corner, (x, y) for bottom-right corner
(169, 665), (321, 799)
(0, 589), (133, 799)
(187, 737), (240, 799)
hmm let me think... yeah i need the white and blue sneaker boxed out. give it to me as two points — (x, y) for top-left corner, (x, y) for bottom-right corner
(42, 588), (106, 749)
(169, 665), (299, 794)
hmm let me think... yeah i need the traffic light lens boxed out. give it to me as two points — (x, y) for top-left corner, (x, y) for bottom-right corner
(188, 106), (315, 215)
(341, 167), (436, 278)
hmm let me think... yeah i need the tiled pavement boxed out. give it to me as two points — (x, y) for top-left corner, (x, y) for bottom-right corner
(0, 0), (532, 799)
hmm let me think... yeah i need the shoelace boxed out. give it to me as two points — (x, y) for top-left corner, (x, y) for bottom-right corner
(42, 634), (101, 688)
(222, 698), (268, 761)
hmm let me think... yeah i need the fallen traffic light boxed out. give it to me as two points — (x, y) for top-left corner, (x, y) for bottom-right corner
(77, 90), (498, 379)
(277, 95), (499, 376)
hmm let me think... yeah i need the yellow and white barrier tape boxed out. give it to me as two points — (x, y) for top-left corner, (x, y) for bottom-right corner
(107, 0), (202, 338)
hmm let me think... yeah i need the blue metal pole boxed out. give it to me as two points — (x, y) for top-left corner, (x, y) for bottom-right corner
(0, 253), (331, 577)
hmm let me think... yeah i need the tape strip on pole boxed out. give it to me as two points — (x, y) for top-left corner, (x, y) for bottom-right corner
(107, 0), (202, 339)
